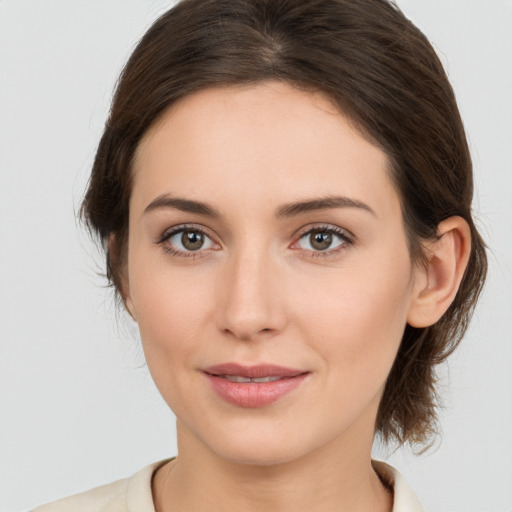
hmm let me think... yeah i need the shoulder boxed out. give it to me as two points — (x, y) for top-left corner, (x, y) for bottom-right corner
(31, 460), (170, 512)
(31, 478), (129, 512)
(372, 460), (424, 512)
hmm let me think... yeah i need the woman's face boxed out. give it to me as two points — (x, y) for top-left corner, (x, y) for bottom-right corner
(125, 81), (423, 465)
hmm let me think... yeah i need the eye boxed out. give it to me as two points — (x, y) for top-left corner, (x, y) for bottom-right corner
(294, 226), (352, 254)
(159, 226), (217, 256)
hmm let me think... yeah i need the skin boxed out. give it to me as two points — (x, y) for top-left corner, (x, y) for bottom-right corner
(122, 81), (471, 512)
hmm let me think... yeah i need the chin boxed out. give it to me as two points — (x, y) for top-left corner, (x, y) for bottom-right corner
(193, 417), (322, 467)
(213, 440), (305, 467)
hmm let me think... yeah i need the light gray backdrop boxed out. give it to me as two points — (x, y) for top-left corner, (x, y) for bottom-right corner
(0, 1), (511, 511)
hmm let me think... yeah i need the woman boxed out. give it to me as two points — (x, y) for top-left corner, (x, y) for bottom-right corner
(33, 0), (487, 510)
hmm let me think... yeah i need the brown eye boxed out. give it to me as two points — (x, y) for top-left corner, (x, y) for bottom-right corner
(182, 230), (204, 251)
(163, 227), (216, 255)
(295, 226), (349, 254)
(309, 231), (333, 251)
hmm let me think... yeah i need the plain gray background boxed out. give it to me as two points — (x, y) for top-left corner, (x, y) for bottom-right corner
(0, 1), (511, 511)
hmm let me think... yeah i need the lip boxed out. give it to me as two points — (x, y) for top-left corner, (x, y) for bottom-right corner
(203, 363), (309, 408)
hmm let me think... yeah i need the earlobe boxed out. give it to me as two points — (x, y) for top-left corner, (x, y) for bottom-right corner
(407, 216), (471, 328)
(108, 234), (137, 321)
(124, 295), (137, 321)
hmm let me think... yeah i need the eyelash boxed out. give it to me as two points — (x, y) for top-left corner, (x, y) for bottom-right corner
(157, 224), (215, 259)
(156, 224), (354, 259)
(293, 225), (354, 258)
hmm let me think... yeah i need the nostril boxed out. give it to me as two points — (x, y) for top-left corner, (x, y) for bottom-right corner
(222, 326), (276, 342)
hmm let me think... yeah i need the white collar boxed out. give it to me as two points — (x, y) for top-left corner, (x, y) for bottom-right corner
(373, 460), (424, 512)
(127, 459), (424, 512)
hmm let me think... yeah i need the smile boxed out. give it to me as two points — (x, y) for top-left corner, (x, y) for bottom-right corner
(203, 363), (309, 408)
(221, 375), (283, 383)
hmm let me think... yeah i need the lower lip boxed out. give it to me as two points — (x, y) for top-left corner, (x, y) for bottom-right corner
(204, 373), (309, 408)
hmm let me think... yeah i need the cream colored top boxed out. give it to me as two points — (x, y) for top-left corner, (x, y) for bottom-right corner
(32, 459), (423, 512)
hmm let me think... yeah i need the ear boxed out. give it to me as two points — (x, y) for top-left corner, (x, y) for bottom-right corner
(124, 289), (137, 322)
(407, 216), (471, 328)
(108, 235), (137, 321)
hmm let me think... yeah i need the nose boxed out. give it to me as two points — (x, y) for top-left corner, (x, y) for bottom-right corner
(216, 247), (287, 341)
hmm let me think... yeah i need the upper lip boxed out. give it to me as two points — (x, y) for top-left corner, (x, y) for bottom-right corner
(203, 363), (307, 379)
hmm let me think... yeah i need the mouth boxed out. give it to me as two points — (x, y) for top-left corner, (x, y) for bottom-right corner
(218, 375), (284, 383)
(202, 363), (310, 408)
(204, 362), (307, 379)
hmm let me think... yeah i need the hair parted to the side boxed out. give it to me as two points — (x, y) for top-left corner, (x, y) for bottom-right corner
(81, 0), (487, 447)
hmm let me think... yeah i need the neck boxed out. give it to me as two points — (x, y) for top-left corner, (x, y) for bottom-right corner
(153, 422), (393, 512)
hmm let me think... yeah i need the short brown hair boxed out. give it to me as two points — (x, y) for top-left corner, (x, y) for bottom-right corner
(82, 0), (487, 447)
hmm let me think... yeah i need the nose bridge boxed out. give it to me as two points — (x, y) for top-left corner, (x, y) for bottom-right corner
(217, 240), (284, 341)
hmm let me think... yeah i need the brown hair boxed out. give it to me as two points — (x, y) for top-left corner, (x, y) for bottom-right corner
(82, 0), (487, 447)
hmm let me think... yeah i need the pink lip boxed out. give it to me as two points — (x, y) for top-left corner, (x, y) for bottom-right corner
(203, 363), (309, 408)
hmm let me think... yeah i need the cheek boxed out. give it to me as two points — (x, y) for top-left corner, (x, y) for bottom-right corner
(127, 258), (216, 384)
(293, 251), (413, 385)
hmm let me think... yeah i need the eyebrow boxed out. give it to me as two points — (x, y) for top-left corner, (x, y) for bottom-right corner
(143, 194), (375, 218)
(276, 196), (376, 218)
(144, 195), (221, 217)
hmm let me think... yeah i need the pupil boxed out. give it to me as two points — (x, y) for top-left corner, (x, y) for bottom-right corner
(311, 231), (332, 250)
(182, 231), (204, 251)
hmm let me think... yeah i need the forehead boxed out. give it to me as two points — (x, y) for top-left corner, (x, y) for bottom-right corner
(131, 81), (399, 219)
